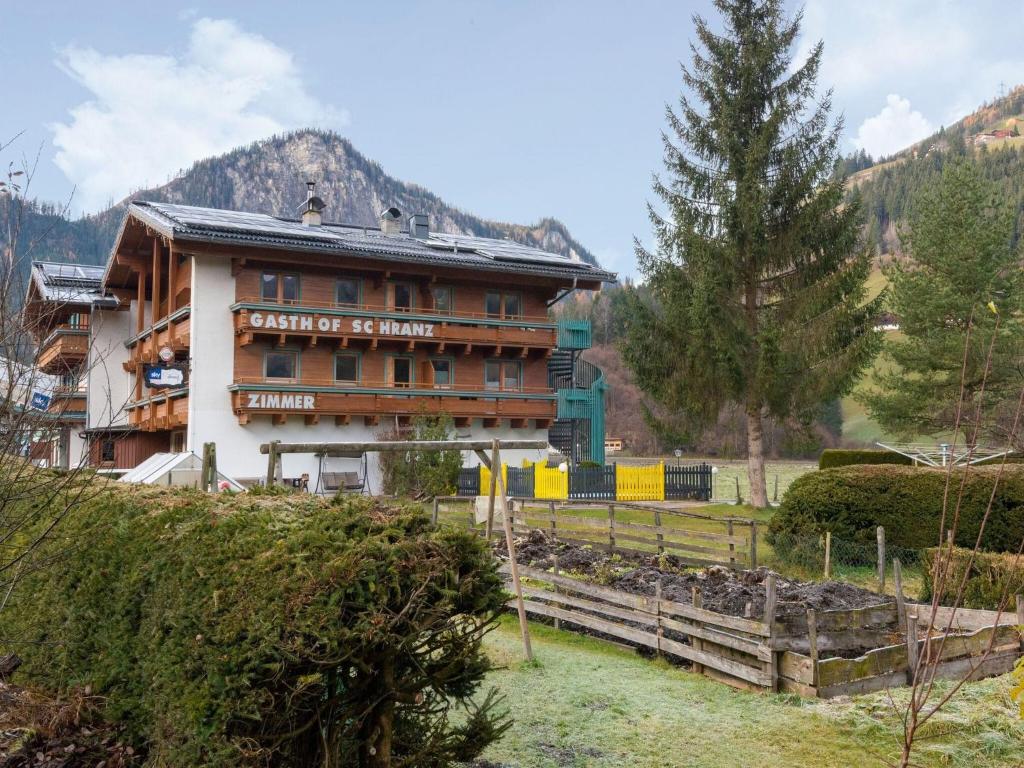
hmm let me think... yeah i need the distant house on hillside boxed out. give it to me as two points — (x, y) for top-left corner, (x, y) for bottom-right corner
(974, 127), (1018, 145)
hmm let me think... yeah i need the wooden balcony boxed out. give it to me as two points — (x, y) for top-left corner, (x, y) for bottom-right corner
(231, 299), (557, 355)
(36, 327), (89, 374)
(47, 387), (87, 420)
(229, 378), (556, 428)
(126, 389), (189, 431)
(124, 308), (191, 369)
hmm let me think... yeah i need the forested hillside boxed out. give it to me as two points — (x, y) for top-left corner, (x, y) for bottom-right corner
(2, 129), (599, 268)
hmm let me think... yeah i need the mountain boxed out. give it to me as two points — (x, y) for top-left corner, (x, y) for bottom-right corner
(8, 129), (601, 268)
(844, 84), (1024, 257)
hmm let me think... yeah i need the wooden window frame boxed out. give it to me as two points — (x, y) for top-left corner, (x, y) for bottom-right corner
(388, 281), (415, 312)
(335, 277), (363, 308)
(430, 285), (454, 316)
(484, 358), (523, 392)
(387, 354), (415, 388)
(429, 356), (454, 389)
(334, 350), (362, 385)
(484, 290), (524, 320)
(264, 347), (300, 383)
(261, 271), (301, 305)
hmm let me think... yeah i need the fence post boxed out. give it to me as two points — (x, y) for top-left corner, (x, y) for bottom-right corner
(727, 519), (735, 567)
(764, 574), (778, 692)
(893, 557), (906, 627)
(485, 441), (499, 540)
(654, 507), (664, 555)
(1015, 594), (1023, 652)
(549, 500), (557, 541)
(265, 440), (279, 487)
(806, 608), (819, 687)
(607, 504), (616, 554)
(824, 531), (831, 579)
(553, 555), (561, 631)
(750, 520), (758, 570)
(876, 526), (886, 592)
(655, 577), (664, 657)
(691, 587), (703, 675)
(906, 613), (920, 684)
(431, 497), (439, 525)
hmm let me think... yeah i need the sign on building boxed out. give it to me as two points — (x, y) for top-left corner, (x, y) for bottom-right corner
(30, 391), (51, 410)
(145, 365), (186, 388)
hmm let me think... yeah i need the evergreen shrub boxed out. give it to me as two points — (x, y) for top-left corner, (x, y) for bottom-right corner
(920, 546), (1024, 609)
(817, 448), (913, 470)
(1, 478), (506, 767)
(768, 465), (1024, 552)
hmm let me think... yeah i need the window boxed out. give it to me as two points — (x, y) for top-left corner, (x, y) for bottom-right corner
(485, 291), (523, 319)
(261, 272), (300, 304)
(100, 439), (115, 463)
(265, 349), (298, 381)
(430, 358), (452, 388)
(390, 282), (414, 311)
(484, 359), (522, 391)
(336, 278), (362, 307)
(389, 356), (413, 387)
(334, 352), (360, 384)
(431, 285), (453, 315)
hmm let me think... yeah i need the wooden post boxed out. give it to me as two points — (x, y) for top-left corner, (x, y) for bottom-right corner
(824, 531), (832, 579)
(893, 558), (906, 628)
(750, 521), (758, 570)
(691, 587), (703, 675)
(764, 573), (778, 691)
(906, 613), (920, 684)
(772, 474), (779, 503)
(431, 497), (439, 525)
(549, 500), (556, 542)
(201, 442), (211, 491)
(553, 555), (561, 631)
(265, 440), (280, 487)
(1016, 594), (1023, 652)
(655, 577), (664, 657)
(876, 526), (886, 592)
(806, 608), (819, 687)
(151, 238), (161, 326)
(607, 504), (616, 554)
(206, 442), (217, 492)
(495, 443), (533, 661)
(654, 507), (664, 555)
(727, 519), (735, 567)
(484, 440), (499, 539)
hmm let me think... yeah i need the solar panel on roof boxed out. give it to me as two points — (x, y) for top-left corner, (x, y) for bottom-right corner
(149, 203), (347, 242)
(426, 233), (581, 267)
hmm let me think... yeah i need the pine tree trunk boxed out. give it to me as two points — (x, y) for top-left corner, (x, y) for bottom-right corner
(359, 661), (395, 768)
(745, 406), (769, 508)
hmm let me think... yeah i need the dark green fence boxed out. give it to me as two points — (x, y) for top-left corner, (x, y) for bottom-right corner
(665, 463), (713, 501)
(568, 465), (616, 500)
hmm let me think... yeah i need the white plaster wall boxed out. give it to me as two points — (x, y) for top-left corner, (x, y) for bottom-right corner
(87, 308), (132, 429)
(186, 253), (550, 490)
(69, 428), (88, 467)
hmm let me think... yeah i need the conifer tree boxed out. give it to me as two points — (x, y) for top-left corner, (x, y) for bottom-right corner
(862, 162), (1024, 447)
(622, 0), (881, 506)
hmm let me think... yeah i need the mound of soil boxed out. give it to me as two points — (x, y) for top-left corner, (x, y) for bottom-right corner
(496, 529), (891, 619)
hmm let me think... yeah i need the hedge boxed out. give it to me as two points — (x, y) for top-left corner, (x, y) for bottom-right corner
(768, 464), (1024, 552)
(919, 546), (1024, 610)
(0, 477), (507, 767)
(818, 449), (914, 470)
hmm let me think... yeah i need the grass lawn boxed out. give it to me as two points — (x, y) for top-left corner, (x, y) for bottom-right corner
(476, 617), (1024, 768)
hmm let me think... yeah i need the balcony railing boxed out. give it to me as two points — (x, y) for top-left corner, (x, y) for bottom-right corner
(125, 388), (189, 431)
(229, 377), (556, 425)
(36, 326), (89, 373)
(124, 307), (191, 369)
(231, 299), (557, 352)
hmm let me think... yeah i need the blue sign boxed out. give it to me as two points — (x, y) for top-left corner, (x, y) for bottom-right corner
(30, 391), (51, 410)
(145, 365), (185, 388)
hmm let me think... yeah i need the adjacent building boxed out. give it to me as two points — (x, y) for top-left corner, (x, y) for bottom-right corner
(26, 189), (615, 487)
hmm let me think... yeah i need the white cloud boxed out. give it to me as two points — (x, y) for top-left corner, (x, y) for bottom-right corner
(50, 18), (347, 211)
(852, 94), (932, 158)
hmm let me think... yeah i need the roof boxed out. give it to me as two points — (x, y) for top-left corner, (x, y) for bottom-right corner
(30, 261), (114, 306)
(122, 201), (617, 284)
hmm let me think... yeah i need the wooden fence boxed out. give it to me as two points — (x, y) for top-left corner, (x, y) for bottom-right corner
(435, 497), (757, 569)
(498, 562), (1024, 697)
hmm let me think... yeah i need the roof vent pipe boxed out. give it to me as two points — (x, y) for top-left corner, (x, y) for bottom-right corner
(379, 206), (402, 235)
(408, 213), (429, 239)
(297, 180), (326, 227)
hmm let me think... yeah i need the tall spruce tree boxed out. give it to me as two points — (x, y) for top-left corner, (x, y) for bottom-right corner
(861, 162), (1024, 448)
(621, 0), (881, 507)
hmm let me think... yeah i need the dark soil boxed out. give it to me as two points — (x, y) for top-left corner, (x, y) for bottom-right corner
(496, 528), (892, 619)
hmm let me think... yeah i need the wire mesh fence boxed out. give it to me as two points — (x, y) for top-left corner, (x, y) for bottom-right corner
(765, 529), (927, 597)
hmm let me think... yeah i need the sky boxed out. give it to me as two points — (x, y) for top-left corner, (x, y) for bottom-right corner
(2, 1), (1023, 279)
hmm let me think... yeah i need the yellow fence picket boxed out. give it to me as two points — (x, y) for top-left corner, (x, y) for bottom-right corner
(616, 461), (665, 501)
(480, 463), (508, 494)
(533, 461), (568, 499)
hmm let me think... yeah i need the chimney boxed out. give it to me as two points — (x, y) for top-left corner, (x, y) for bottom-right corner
(379, 206), (402, 235)
(408, 213), (429, 239)
(297, 180), (326, 226)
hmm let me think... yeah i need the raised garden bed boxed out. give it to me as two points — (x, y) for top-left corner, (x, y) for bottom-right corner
(498, 529), (1024, 697)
